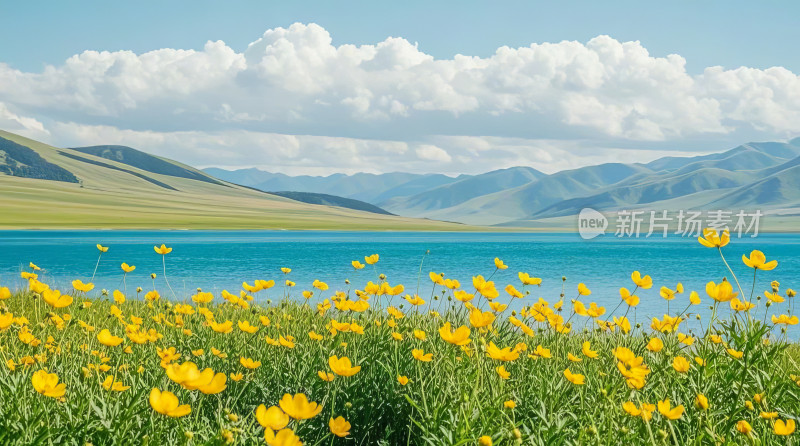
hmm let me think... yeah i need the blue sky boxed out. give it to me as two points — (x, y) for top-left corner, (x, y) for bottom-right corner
(5, 0), (798, 73)
(1, 1), (799, 175)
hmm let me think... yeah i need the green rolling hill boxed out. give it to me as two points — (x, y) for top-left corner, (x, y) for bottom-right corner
(0, 130), (471, 230)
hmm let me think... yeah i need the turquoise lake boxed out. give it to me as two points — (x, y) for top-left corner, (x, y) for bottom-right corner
(1, 230), (798, 336)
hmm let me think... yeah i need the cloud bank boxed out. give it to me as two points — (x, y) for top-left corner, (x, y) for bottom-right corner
(1, 23), (799, 174)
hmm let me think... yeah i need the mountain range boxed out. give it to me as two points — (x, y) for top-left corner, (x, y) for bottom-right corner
(206, 138), (800, 226)
(4, 126), (799, 230)
(0, 130), (466, 230)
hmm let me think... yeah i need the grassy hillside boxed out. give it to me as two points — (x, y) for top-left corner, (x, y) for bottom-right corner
(266, 191), (394, 215)
(71, 145), (227, 186)
(0, 130), (471, 230)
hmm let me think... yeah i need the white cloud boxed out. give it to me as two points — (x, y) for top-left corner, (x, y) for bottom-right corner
(0, 101), (49, 139)
(0, 23), (799, 174)
(415, 144), (452, 162)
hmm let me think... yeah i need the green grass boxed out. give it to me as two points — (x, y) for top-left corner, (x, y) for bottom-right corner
(1, 237), (799, 444)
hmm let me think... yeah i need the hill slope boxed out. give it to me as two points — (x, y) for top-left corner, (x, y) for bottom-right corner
(71, 145), (227, 186)
(266, 191), (394, 215)
(0, 130), (470, 230)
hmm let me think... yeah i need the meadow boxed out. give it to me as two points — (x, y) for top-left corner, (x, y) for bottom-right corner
(0, 230), (798, 445)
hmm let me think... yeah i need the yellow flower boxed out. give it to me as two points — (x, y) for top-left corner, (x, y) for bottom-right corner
(772, 314), (800, 325)
(412, 349), (433, 362)
(351, 260), (365, 269)
(32, 370), (66, 398)
(518, 272), (542, 286)
(144, 290), (160, 302)
(397, 375), (409, 386)
(660, 283), (683, 300)
(581, 341), (599, 359)
(264, 428), (302, 446)
(279, 393), (323, 420)
(43, 289), (73, 308)
(473, 275), (499, 299)
(577, 283), (591, 296)
(469, 308), (496, 328)
(694, 394), (709, 410)
(689, 291), (701, 305)
(102, 375), (130, 392)
(736, 420), (753, 435)
(765, 291), (784, 303)
(149, 388), (190, 417)
(504, 400), (516, 409)
(329, 416), (351, 438)
(278, 335), (295, 349)
(706, 280), (738, 303)
(726, 348), (744, 359)
(631, 271), (653, 289)
(154, 244), (172, 255)
(614, 316), (631, 334)
(730, 298), (756, 312)
(96, 244), (109, 253)
(496, 365), (510, 380)
(97, 329), (124, 347)
(240, 357), (261, 369)
(567, 353), (582, 363)
(530, 345), (551, 359)
(112, 290), (125, 304)
(672, 356), (690, 373)
(405, 294), (425, 306)
(454, 290), (475, 302)
(168, 362), (227, 394)
(312, 279), (329, 291)
(742, 250), (778, 270)
(120, 262), (136, 273)
(657, 399), (684, 420)
(364, 254), (379, 265)
(0, 312), (13, 330)
(698, 228), (730, 248)
(619, 287), (639, 307)
(622, 401), (655, 422)
(563, 368), (585, 385)
(328, 355), (361, 376)
(438, 322), (471, 346)
(210, 320), (233, 333)
(486, 342), (520, 362)
(488, 301), (508, 312)
(256, 405), (289, 430)
(192, 291), (213, 304)
(494, 257), (508, 270)
(774, 419), (796, 436)
(614, 347), (650, 390)
(479, 436), (493, 446)
(413, 329), (426, 340)
(317, 371), (334, 382)
(229, 373), (243, 382)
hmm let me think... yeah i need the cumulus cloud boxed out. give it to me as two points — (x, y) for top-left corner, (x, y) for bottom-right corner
(415, 144), (452, 162)
(0, 102), (49, 139)
(0, 23), (799, 174)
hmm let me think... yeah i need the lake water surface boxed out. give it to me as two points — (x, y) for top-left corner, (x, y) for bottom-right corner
(1, 230), (798, 336)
